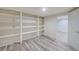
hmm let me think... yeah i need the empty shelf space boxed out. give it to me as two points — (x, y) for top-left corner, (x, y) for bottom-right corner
(0, 33), (19, 38)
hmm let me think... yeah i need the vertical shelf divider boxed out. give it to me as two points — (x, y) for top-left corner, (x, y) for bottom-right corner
(37, 16), (40, 40)
(20, 11), (22, 45)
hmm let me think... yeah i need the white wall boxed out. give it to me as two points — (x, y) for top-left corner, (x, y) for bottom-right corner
(44, 17), (57, 39)
(44, 15), (68, 43)
(68, 8), (79, 50)
(56, 15), (68, 43)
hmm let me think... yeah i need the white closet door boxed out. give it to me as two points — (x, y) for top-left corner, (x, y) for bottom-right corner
(0, 11), (20, 47)
(69, 8), (79, 50)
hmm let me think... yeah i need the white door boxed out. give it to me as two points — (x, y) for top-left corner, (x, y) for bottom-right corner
(69, 8), (79, 50)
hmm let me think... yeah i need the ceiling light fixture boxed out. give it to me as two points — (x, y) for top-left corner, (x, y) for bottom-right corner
(42, 7), (47, 12)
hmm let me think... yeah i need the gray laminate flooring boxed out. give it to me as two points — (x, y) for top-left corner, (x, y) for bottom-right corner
(0, 36), (75, 51)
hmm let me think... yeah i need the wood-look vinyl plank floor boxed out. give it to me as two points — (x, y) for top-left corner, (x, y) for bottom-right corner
(33, 38), (57, 51)
(40, 36), (72, 51)
(0, 36), (75, 51)
(27, 39), (45, 51)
